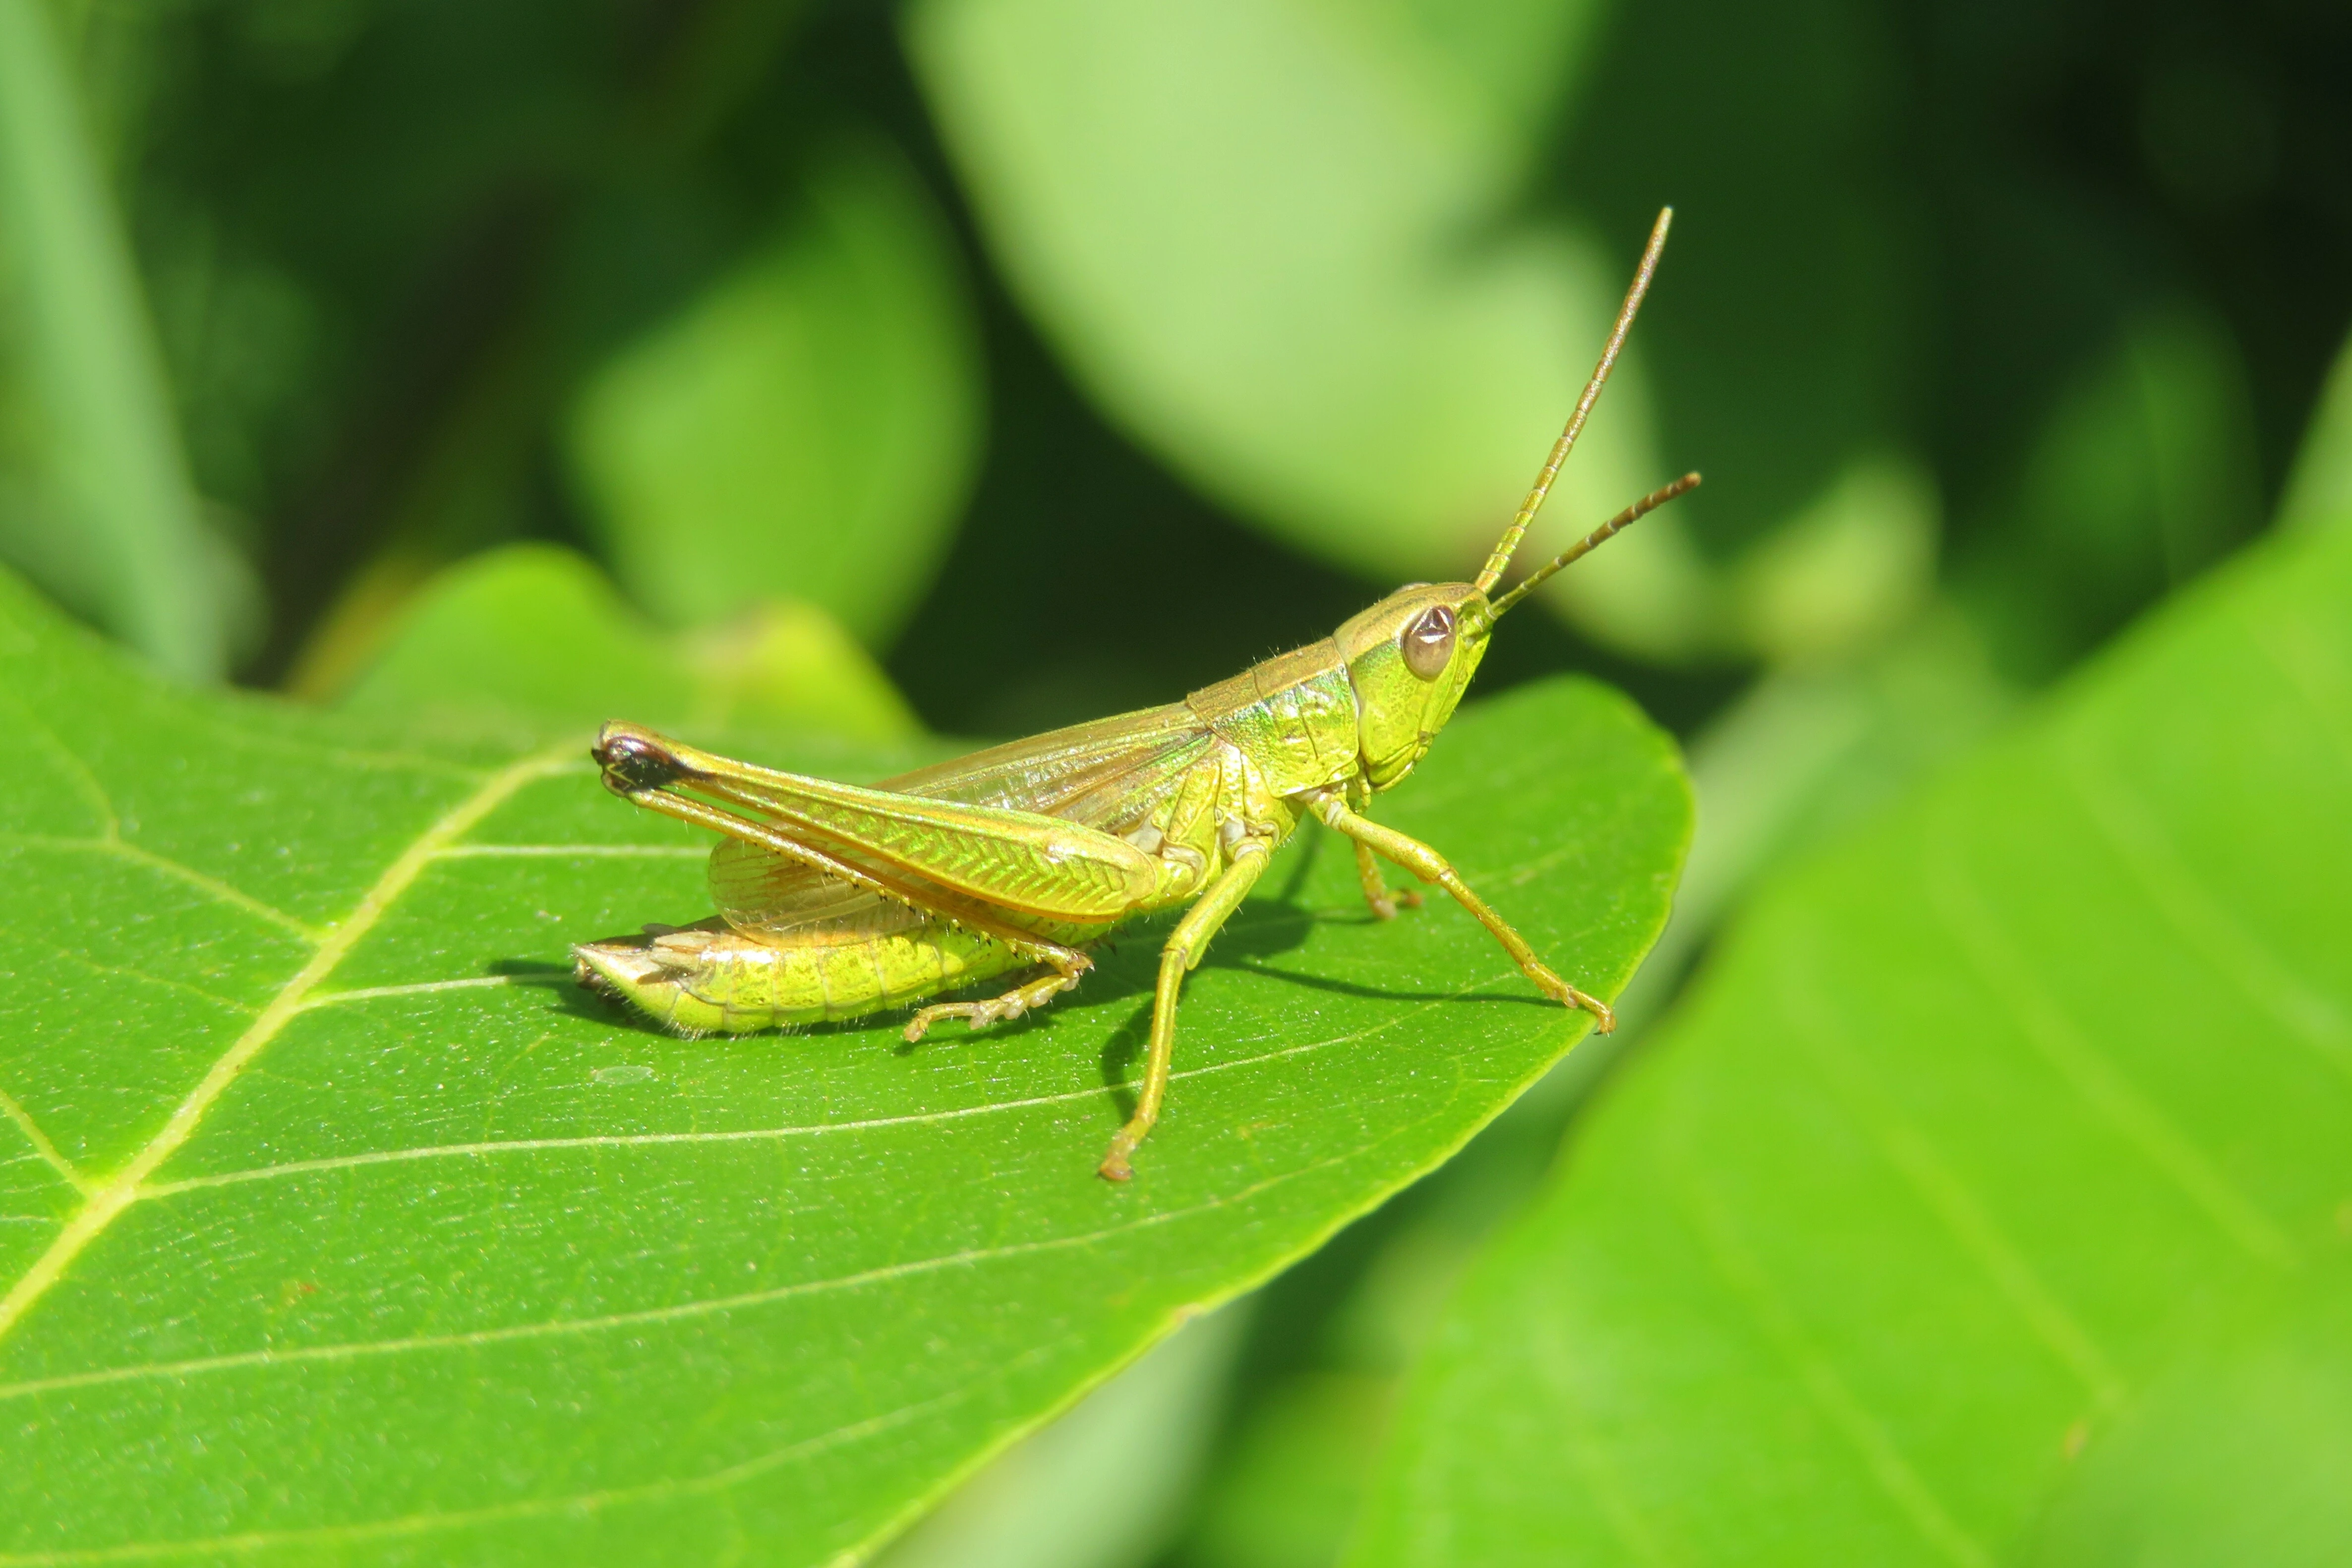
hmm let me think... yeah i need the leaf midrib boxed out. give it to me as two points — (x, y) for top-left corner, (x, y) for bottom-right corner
(0, 746), (576, 1348)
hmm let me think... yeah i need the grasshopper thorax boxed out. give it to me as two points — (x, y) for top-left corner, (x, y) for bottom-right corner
(1335, 582), (1496, 791)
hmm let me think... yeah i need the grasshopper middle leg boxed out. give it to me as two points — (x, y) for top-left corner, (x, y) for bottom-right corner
(1310, 793), (1616, 1032)
(904, 945), (1091, 1042)
(1098, 840), (1272, 1182)
(1353, 836), (1423, 921)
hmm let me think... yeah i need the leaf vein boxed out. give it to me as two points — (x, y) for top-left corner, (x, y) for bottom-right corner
(0, 748), (576, 1351)
(297, 976), (519, 1011)
(2060, 727), (2352, 1084)
(1778, 913), (2127, 1406)
(145, 966), (1535, 1196)
(0, 696), (116, 836)
(0, 1162), (1316, 1401)
(1668, 1077), (1994, 1568)
(31, 940), (263, 1019)
(1924, 798), (2297, 1267)
(0, 1089), (85, 1194)
(434, 843), (706, 859)
(0, 1375), (975, 1564)
(0, 835), (325, 945)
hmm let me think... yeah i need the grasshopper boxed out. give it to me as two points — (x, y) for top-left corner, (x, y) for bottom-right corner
(576, 209), (1698, 1180)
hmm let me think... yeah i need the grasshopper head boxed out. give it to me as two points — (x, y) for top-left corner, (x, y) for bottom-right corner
(1336, 583), (1496, 790)
(1326, 211), (1698, 793)
(1337, 470), (1703, 792)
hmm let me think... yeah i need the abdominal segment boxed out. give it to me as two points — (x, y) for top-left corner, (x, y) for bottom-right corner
(574, 915), (1029, 1035)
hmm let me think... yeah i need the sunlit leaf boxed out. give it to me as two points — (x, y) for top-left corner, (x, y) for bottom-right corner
(1351, 519), (2352, 1565)
(908, 0), (1927, 666)
(2021, 1260), (2352, 1568)
(2281, 325), (2352, 535)
(0, 569), (1687, 1563)
(567, 138), (981, 647)
(904, 0), (1710, 658)
(0, 0), (232, 677)
(340, 543), (919, 745)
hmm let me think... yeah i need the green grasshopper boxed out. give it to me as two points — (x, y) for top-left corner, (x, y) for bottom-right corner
(576, 209), (1698, 1180)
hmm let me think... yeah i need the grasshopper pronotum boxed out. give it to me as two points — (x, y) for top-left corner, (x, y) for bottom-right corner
(576, 209), (1698, 1180)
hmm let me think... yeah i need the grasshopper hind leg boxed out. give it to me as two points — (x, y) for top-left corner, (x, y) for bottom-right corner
(904, 950), (1091, 1042)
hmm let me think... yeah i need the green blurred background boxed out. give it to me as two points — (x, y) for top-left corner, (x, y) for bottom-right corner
(1, 0), (2347, 1563)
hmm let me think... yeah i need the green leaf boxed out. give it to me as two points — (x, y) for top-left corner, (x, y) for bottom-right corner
(0, 572), (1688, 1563)
(2281, 324), (2352, 535)
(1350, 519), (2352, 1566)
(907, 0), (1925, 666)
(2020, 1260), (2352, 1568)
(879, 1308), (1247, 1568)
(339, 543), (920, 746)
(1559, 0), (1917, 561)
(0, 0), (230, 679)
(567, 138), (981, 646)
(1961, 304), (2262, 680)
(904, 0), (1712, 659)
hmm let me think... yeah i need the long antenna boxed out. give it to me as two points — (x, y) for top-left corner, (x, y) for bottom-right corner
(1472, 206), (1675, 595)
(1486, 472), (1702, 620)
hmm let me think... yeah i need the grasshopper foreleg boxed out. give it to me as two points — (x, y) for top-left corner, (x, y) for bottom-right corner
(1099, 839), (1272, 1182)
(905, 946), (1091, 1042)
(1310, 793), (1616, 1033)
(1345, 779), (1421, 919)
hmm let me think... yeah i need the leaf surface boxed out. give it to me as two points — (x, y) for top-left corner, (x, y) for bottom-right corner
(1351, 520), (2352, 1566)
(0, 576), (1687, 1564)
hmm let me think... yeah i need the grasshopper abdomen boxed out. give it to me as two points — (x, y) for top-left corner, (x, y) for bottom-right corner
(576, 913), (1030, 1035)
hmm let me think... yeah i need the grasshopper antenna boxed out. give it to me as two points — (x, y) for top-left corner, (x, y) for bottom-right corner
(1486, 471), (1702, 620)
(1473, 206), (1674, 595)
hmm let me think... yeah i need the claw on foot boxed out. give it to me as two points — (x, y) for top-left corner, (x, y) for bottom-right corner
(904, 999), (1016, 1043)
(1531, 966), (1616, 1034)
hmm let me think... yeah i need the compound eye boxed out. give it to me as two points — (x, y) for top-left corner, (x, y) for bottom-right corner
(1402, 604), (1456, 680)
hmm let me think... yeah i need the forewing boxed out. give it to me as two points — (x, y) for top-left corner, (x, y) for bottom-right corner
(664, 705), (1226, 935)
(675, 758), (1165, 925)
(879, 702), (1216, 827)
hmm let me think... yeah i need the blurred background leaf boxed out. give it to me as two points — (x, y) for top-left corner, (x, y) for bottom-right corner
(879, 1307), (1250, 1568)
(2020, 1259), (2352, 1568)
(905, 0), (1699, 660)
(339, 542), (920, 743)
(1955, 302), (2261, 680)
(1348, 491), (2352, 1568)
(2283, 326), (2352, 531)
(0, 0), (237, 679)
(567, 135), (981, 646)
